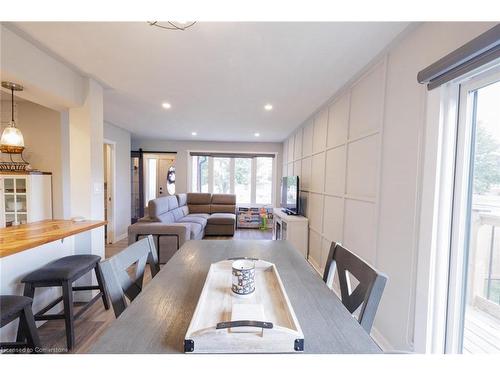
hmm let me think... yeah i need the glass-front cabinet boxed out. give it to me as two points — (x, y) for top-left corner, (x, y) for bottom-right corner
(3, 177), (28, 225)
(0, 173), (52, 228)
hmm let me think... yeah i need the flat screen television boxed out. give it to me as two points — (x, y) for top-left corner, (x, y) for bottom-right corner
(281, 176), (299, 215)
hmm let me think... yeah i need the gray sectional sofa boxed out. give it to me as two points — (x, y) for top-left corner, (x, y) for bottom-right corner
(128, 193), (236, 263)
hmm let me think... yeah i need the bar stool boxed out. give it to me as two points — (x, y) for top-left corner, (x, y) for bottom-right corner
(0, 295), (41, 353)
(20, 255), (109, 350)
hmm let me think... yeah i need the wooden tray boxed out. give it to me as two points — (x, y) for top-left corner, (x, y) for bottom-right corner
(184, 258), (304, 353)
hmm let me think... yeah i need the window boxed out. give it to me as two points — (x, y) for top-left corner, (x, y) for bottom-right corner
(255, 157), (273, 204)
(213, 157), (231, 194)
(189, 153), (274, 205)
(192, 156), (209, 193)
(235, 158), (251, 204)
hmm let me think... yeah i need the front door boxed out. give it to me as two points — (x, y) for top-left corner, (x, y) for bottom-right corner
(158, 158), (175, 197)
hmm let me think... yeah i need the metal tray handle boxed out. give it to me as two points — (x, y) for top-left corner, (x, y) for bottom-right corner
(226, 257), (259, 261)
(216, 320), (273, 330)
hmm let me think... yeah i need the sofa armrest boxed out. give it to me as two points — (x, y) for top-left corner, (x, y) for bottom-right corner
(128, 222), (191, 247)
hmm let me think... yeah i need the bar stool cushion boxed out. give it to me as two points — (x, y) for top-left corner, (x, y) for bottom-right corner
(0, 295), (33, 326)
(22, 255), (101, 283)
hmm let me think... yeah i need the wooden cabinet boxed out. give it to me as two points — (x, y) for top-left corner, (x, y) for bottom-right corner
(0, 173), (52, 228)
(272, 208), (308, 258)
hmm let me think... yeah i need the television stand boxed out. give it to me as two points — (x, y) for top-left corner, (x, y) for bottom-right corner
(272, 208), (308, 259)
(281, 208), (298, 215)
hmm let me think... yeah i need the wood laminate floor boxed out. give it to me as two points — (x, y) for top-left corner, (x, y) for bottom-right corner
(35, 229), (272, 353)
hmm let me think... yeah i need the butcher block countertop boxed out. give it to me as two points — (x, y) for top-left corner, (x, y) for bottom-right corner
(0, 219), (106, 258)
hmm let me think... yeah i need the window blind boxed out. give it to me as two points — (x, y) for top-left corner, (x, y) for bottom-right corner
(417, 24), (500, 90)
(189, 151), (275, 158)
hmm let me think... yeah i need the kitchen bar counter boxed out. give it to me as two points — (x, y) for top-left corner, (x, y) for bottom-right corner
(0, 219), (106, 342)
(0, 219), (106, 258)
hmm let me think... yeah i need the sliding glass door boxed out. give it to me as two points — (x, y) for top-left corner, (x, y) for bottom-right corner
(447, 69), (500, 353)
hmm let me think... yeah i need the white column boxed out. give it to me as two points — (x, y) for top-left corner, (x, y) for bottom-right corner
(66, 79), (105, 300)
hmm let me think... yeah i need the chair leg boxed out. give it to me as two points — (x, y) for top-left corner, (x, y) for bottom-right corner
(94, 263), (110, 310)
(17, 283), (35, 343)
(21, 305), (42, 353)
(23, 282), (35, 299)
(62, 281), (75, 350)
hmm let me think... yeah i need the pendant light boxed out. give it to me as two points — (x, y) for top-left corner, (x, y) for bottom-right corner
(1, 81), (25, 154)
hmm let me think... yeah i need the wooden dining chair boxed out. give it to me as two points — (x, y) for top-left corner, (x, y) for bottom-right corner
(322, 240), (338, 285)
(322, 242), (388, 334)
(100, 235), (159, 318)
(145, 235), (161, 278)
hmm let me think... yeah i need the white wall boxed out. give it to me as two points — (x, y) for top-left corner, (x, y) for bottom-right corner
(0, 99), (64, 218)
(104, 122), (131, 241)
(67, 78), (105, 267)
(282, 22), (498, 351)
(131, 139), (283, 206)
(0, 23), (85, 110)
(0, 24), (106, 341)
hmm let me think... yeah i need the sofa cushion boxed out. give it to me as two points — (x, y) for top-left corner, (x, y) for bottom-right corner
(171, 206), (188, 221)
(187, 213), (210, 219)
(211, 204), (236, 214)
(176, 193), (187, 207)
(210, 194), (236, 214)
(178, 215), (207, 228)
(148, 196), (178, 223)
(168, 196), (179, 210)
(187, 193), (212, 204)
(187, 193), (212, 214)
(207, 213), (236, 225)
(189, 205), (210, 214)
(211, 194), (236, 205)
(189, 222), (204, 240)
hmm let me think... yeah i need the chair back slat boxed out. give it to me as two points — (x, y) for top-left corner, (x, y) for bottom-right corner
(323, 242), (388, 333)
(100, 260), (128, 318)
(323, 241), (337, 284)
(100, 236), (158, 318)
(146, 235), (160, 277)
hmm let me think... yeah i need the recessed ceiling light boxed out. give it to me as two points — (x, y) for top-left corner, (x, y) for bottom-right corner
(191, 132), (197, 136)
(162, 102), (171, 109)
(264, 104), (273, 111)
(254, 132), (260, 137)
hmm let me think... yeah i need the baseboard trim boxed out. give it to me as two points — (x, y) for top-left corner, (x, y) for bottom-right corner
(113, 232), (128, 243)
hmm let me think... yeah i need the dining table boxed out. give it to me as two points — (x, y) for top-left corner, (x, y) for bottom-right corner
(89, 239), (382, 354)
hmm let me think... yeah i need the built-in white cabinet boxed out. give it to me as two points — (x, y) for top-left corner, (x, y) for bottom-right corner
(273, 208), (309, 258)
(0, 173), (52, 228)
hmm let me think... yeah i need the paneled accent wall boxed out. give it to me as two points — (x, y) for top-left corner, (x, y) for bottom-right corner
(281, 23), (497, 352)
(283, 60), (386, 275)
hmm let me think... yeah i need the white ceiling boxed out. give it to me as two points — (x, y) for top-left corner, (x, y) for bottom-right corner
(11, 22), (409, 142)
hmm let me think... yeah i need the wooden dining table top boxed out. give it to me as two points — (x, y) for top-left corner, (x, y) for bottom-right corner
(89, 239), (382, 354)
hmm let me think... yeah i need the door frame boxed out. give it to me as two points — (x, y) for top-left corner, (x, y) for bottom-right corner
(414, 61), (500, 353)
(103, 139), (116, 244)
(446, 68), (500, 353)
(143, 152), (176, 206)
